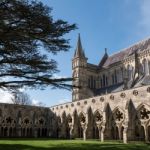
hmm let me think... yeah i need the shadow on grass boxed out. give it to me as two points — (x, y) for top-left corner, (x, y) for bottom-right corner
(0, 143), (150, 150)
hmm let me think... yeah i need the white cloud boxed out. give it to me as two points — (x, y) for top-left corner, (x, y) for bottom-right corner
(0, 90), (13, 104)
(32, 99), (40, 105)
(32, 99), (45, 107)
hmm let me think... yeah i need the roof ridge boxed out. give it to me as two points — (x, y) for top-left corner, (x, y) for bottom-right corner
(108, 36), (150, 58)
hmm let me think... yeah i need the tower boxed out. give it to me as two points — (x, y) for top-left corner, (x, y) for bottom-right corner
(72, 34), (87, 101)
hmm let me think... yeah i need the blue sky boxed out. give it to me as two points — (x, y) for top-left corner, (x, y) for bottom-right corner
(1, 0), (150, 106)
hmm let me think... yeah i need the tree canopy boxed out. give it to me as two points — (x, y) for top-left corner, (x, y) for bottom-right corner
(11, 91), (32, 105)
(0, 0), (76, 91)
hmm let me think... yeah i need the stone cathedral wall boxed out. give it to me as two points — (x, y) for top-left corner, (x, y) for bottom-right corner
(50, 85), (150, 142)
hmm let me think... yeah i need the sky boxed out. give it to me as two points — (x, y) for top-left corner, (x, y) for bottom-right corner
(1, 0), (150, 106)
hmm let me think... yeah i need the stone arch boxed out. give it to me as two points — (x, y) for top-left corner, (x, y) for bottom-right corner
(23, 117), (31, 126)
(93, 110), (103, 123)
(79, 112), (86, 124)
(112, 107), (125, 122)
(137, 103), (150, 121)
(93, 110), (103, 139)
(56, 116), (61, 138)
(66, 114), (72, 139)
(112, 107), (125, 140)
(72, 109), (78, 138)
(78, 112), (86, 138)
(38, 117), (45, 126)
(5, 116), (15, 125)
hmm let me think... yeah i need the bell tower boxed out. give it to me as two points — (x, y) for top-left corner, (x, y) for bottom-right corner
(72, 34), (87, 101)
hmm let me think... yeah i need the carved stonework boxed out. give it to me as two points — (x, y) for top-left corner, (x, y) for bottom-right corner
(110, 95), (114, 100)
(147, 87), (150, 93)
(67, 115), (72, 124)
(77, 102), (80, 106)
(24, 118), (30, 125)
(92, 99), (95, 103)
(114, 109), (124, 121)
(39, 118), (44, 125)
(6, 117), (13, 124)
(84, 101), (87, 105)
(140, 106), (150, 120)
(133, 90), (138, 96)
(120, 93), (126, 98)
(100, 97), (104, 102)
(94, 112), (103, 122)
(80, 114), (86, 124)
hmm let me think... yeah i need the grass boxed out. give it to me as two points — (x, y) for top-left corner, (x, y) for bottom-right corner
(0, 138), (150, 150)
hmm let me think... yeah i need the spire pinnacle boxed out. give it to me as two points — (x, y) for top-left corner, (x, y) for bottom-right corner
(74, 34), (85, 58)
(105, 48), (107, 54)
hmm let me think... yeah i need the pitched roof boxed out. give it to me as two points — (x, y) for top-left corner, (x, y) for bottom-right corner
(102, 37), (150, 67)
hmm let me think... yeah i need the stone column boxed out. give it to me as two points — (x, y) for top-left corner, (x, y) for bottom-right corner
(123, 127), (128, 144)
(98, 126), (101, 140)
(101, 126), (105, 142)
(82, 124), (87, 141)
(18, 128), (21, 137)
(118, 127), (121, 140)
(69, 124), (74, 139)
(34, 128), (38, 138)
(83, 128), (87, 141)
(144, 126), (148, 142)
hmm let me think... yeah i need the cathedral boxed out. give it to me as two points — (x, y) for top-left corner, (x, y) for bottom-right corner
(0, 35), (150, 143)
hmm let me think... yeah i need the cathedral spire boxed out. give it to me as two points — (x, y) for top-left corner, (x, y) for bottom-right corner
(74, 34), (85, 58)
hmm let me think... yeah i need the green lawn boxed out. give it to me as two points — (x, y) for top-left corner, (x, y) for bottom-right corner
(0, 139), (150, 150)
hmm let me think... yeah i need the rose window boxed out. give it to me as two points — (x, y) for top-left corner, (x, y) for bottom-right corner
(140, 107), (150, 120)
(6, 117), (13, 124)
(24, 118), (30, 125)
(95, 112), (103, 122)
(80, 114), (86, 123)
(39, 119), (44, 125)
(115, 109), (123, 121)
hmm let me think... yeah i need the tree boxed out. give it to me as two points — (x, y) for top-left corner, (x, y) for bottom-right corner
(0, 0), (76, 91)
(11, 91), (32, 105)
(11, 90), (46, 106)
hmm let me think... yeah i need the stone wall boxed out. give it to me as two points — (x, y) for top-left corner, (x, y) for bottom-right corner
(50, 85), (150, 143)
(0, 104), (55, 138)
